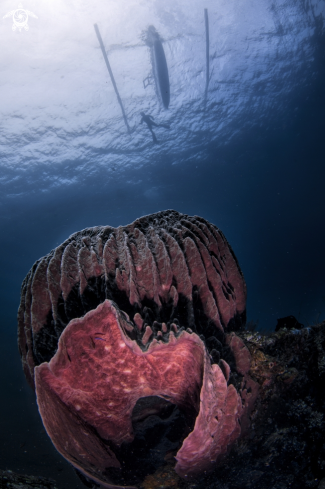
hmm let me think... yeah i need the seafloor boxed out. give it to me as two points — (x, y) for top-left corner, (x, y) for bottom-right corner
(2, 321), (325, 489)
(0, 469), (57, 489)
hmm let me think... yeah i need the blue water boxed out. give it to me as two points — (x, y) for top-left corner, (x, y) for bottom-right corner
(0, 0), (325, 487)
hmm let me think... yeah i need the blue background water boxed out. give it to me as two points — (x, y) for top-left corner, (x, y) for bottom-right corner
(0, 0), (325, 487)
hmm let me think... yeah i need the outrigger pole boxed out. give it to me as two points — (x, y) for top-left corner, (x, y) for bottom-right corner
(204, 8), (210, 96)
(94, 24), (131, 134)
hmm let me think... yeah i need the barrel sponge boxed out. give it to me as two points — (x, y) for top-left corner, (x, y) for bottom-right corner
(18, 210), (258, 487)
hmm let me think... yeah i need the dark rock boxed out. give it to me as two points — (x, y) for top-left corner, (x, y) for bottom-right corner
(275, 315), (304, 332)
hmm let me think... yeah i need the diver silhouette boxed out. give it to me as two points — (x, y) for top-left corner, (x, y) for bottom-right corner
(140, 112), (170, 144)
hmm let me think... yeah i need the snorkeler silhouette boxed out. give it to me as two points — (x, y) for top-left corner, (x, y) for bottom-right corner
(140, 112), (170, 144)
